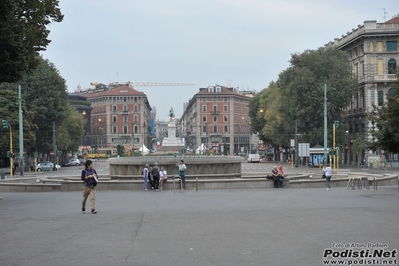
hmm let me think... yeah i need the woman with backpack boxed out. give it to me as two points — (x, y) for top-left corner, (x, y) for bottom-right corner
(81, 159), (98, 214)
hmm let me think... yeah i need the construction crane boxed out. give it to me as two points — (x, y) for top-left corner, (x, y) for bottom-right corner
(90, 82), (196, 87)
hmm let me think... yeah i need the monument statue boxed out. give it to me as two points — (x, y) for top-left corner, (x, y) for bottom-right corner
(169, 107), (175, 120)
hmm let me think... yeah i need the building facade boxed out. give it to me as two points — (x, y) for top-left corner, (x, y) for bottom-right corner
(326, 16), (399, 164)
(180, 85), (253, 155)
(76, 83), (152, 153)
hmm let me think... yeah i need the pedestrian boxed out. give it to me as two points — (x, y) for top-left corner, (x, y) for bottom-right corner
(81, 159), (98, 214)
(148, 166), (154, 190)
(176, 160), (187, 190)
(323, 164), (332, 190)
(277, 165), (286, 188)
(270, 166), (279, 188)
(151, 162), (160, 192)
(143, 164), (149, 191)
(159, 166), (167, 191)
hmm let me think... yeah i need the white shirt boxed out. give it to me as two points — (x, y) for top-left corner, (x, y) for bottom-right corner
(160, 170), (167, 179)
(323, 166), (332, 177)
(178, 164), (186, 172)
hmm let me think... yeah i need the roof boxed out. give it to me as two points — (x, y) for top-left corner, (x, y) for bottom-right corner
(196, 86), (244, 97)
(385, 16), (399, 23)
(84, 86), (146, 98)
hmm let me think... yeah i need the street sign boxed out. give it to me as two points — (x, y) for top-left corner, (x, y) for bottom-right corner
(298, 143), (310, 157)
(290, 139), (295, 147)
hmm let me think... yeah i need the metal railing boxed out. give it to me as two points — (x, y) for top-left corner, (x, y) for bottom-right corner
(172, 175), (199, 192)
(346, 177), (377, 190)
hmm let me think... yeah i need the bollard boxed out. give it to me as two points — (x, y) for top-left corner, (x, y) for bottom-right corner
(351, 178), (355, 190)
(357, 177), (362, 190)
(1, 168), (5, 180)
(373, 177), (377, 190)
(397, 176), (399, 190)
(364, 177), (370, 190)
(196, 177), (198, 192)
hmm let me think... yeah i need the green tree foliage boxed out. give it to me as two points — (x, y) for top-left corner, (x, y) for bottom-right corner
(0, 0), (63, 83)
(0, 57), (69, 154)
(57, 106), (85, 154)
(0, 90), (37, 151)
(275, 47), (357, 147)
(372, 87), (399, 153)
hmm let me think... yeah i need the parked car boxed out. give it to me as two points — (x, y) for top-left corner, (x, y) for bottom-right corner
(36, 161), (61, 171)
(247, 154), (260, 163)
(63, 159), (81, 167)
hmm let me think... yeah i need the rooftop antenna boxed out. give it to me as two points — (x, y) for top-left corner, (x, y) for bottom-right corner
(383, 8), (387, 22)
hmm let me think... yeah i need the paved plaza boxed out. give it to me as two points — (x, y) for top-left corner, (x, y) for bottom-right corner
(0, 185), (398, 266)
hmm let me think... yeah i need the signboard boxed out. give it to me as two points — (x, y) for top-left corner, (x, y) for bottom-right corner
(298, 143), (310, 157)
(290, 139), (295, 147)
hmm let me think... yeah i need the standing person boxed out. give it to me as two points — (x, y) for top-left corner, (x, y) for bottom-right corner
(81, 159), (98, 214)
(176, 160), (187, 190)
(148, 166), (154, 190)
(143, 164), (149, 191)
(277, 165), (286, 188)
(151, 162), (160, 192)
(270, 166), (279, 188)
(159, 166), (167, 191)
(323, 164), (332, 191)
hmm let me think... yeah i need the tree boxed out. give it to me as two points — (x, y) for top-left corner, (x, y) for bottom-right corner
(277, 47), (357, 147)
(57, 106), (86, 157)
(0, 90), (37, 151)
(352, 134), (368, 168)
(0, 57), (69, 154)
(0, 0), (63, 83)
(372, 87), (399, 153)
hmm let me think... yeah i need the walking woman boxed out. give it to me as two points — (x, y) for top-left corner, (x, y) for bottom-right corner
(81, 159), (98, 214)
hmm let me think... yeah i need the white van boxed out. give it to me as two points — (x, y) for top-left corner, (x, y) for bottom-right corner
(247, 154), (260, 163)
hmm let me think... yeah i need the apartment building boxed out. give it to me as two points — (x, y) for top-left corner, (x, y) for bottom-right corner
(180, 85), (253, 155)
(326, 16), (399, 164)
(76, 82), (152, 152)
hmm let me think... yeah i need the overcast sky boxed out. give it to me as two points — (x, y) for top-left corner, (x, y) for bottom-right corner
(41, 0), (398, 120)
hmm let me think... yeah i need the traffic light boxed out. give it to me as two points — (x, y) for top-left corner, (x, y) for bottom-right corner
(334, 120), (339, 128)
(2, 119), (8, 129)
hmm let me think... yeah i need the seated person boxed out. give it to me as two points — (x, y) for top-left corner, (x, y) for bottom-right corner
(277, 165), (286, 188)
(159, 166), (167, 191)
(267, 166), (279, 188)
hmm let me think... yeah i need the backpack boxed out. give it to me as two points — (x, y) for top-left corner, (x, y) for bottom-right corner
(151, 166), (160, 178)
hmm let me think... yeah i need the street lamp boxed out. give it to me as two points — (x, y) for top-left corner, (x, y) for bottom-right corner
(131, 123), (136, 157)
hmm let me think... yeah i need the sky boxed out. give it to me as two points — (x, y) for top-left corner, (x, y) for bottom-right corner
(41, 0), (399, 120)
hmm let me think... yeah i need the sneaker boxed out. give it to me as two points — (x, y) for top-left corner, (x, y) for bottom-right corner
(91, 209), (97, 214)
(152, 187), (154, 190)
(82, 208), (85, 213)
(145, 189), (148, 191)
(326, 188), (329, 191)
(160, 187), (163, 191)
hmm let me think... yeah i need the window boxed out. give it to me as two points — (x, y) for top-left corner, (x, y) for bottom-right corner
(124, 97), (126, 102)
(354, 63), (358, 77)
(378, 91), (384, 106)
(113, 116), (117, 122)
(213, 116), (217, 122)
(134, 105), (138, 112)
(213, 126), (218, 133)
(113, 105), (117, 112)
(224, 97), (228, 101)
(224, 125), (228, 133)
(224, 116), (228, 122)
(360, 61), (364, 77)
(213, 106), (217, 113)
(377, 59), (383, 75)
(202, 105), (207, 112)
(123, 105), (127, 111)
(212, 97), (217, 102)
(377, 41), (383, 52)
(202, 116), (207, 122)
(387, 41), (397, 51)
(113, 126), (117, 133)
(123, 115), (128, 122)
(124, 126), (127, 134)
(134, 97), (137, 102)
(224, 105), (228, 112)
(388, 59), (397, 74)
(369, 41), (374, 52)
(134, 115), (138, 123)
(203, 125), (207, 133)
(134, 126), (138, 133)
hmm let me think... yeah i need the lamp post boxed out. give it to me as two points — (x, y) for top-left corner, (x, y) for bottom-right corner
(131, 123), (136, 157)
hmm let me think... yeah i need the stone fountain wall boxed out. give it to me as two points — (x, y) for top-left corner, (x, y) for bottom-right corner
(108, 156), (243, 179)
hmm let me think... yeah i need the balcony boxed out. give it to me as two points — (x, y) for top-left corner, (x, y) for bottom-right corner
(211, 110), (220, 115)
(374, 74), (397, 81)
